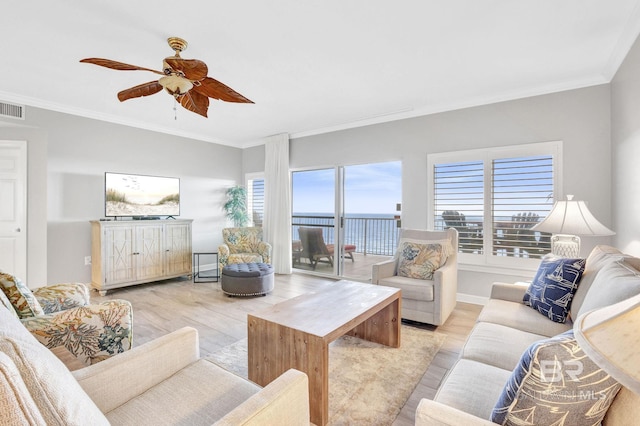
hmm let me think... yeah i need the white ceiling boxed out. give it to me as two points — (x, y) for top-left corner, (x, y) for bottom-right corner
(2, 1), (640, 148)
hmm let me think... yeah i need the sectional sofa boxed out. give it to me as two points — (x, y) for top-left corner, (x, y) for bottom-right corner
(416, 245), (640, 425)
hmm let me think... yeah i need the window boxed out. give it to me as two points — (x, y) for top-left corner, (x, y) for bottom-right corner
(247, 176), (264, 227)
(428, 142), (561, 270)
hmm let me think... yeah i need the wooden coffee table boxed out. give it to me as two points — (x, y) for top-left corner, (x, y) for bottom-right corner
(247, 280), (401, 425)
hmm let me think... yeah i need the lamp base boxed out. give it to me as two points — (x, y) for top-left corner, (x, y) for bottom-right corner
(551, 234), (581, 258)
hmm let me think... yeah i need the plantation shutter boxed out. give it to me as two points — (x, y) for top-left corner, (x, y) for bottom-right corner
(248, 178), (265, 227)
(433, 154), (554, 258)
(433, 160), (484, 253)
(491, 155), (554, 258)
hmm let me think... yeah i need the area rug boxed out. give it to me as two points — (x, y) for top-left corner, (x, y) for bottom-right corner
(206, 325), (446, 425)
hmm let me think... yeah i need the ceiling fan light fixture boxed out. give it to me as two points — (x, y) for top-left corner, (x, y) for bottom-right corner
(158, 75), (193, 96)
(80, 37), (253, 117)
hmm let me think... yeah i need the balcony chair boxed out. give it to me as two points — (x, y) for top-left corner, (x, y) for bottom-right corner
(218, 227), (272, 272)
(442, 210), (481, 253)
(372, 228), (458, 326)
(297, 227), (356, 270)
(0, 272), (132, 366)
(493, 212), (550, 258)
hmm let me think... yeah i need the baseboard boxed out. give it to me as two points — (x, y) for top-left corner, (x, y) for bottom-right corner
(456, 293), (488, 306)
(195, 262), (218, 273)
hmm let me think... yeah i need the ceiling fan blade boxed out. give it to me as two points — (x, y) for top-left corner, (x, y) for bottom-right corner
(80, 58), (164, 75)
(179, 90), (209, 117)
(165, 58), (208, 81)
(117, 81), (163, 102)
(193, 77), (254, 103)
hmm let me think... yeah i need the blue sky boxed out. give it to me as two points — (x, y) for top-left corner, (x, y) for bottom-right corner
(292, 161), (401, 215)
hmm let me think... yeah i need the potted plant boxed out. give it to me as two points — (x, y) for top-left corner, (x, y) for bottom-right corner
(223, 185), (250, 227)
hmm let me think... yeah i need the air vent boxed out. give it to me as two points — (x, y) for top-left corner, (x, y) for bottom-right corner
(0, 102), (25, 120)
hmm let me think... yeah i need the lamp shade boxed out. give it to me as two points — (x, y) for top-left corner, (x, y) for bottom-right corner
(531, 195), (615, 236)
(574, 292), (640, 394)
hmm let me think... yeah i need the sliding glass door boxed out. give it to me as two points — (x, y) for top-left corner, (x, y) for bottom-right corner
(292, 168), (337, 274)
(292, 161), (401, 281)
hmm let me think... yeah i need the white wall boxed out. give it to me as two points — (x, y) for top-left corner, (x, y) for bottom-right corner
(1, 107), (244, 286)
(611, 34), (640, 257)
(0, 69), (627, 297)
(245, 85), (614, 299)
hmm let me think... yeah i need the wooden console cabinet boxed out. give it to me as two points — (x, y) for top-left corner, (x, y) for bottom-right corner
(90, 219), (193, 295)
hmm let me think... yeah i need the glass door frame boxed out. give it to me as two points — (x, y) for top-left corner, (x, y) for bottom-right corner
(291, 166), (344, 277)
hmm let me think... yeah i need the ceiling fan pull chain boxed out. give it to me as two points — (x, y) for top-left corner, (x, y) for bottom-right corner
(173, 98), (178, 120)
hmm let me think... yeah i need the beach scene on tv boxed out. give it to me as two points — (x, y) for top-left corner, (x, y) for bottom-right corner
(105, 173), (180, 217)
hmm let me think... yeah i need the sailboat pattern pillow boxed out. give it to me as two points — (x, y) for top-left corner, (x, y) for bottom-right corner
(523, 256), (586, 323)
(491, 330), (621, 426)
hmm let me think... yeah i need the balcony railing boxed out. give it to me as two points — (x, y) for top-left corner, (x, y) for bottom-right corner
(292, 215), (400, 256)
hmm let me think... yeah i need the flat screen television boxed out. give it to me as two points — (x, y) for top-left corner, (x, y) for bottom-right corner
(105, 172), (180, 218)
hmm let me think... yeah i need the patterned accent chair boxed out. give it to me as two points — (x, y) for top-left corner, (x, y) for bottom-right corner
(0, 272), (132, 366)
(218, 227), (272, 272)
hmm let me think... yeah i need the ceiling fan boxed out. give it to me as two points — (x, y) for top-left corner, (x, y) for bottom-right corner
(80, 37), (253, 118)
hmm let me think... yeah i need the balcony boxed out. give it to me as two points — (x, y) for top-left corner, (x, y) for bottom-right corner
(291, 214), (399, 280)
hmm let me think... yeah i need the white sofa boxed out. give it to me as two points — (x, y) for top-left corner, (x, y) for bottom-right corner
(0, 306), (310, 425)
(416, 245), (640, 425)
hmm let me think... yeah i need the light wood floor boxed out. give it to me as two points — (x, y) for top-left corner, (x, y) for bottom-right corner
(93, 273), (482, 425)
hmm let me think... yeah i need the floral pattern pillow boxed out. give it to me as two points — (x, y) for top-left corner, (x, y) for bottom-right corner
(21, 299), (133, 366)
(223, 227), (264, 254)
(0, 288), (19, 319)
(397, 239), (452, 280)
(0, 272), (44, 318)
(33, 283), (91, 314)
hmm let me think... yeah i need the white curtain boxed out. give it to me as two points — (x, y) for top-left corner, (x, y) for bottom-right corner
(263, 133), (292, 274)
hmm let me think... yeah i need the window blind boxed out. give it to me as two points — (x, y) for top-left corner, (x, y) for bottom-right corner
(433, 160), (484, 254)
(492, 155), (553, 258)
(433, 154), (554, 258)
(248, 178), (264, 227)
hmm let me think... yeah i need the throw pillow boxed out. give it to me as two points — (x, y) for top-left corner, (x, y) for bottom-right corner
(578, 259), (640, 316)
(0, 289), (19, 319)
(0, 272), (44, 318)
(491, 330), (622, 426)
(397, 239), (452, 280)
(569, 245), (624, 320)
(523, 256), (586, 323)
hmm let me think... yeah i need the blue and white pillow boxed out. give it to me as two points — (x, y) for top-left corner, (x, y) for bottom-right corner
(523, 256), (586, 323)
(491, 330), (621, 425)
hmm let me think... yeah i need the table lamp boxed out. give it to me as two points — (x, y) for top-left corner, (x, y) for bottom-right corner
(530, 195), (615, 257)
(574, 292), (640, 394)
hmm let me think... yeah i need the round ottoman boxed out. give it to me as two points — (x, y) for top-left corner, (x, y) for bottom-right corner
(221, 262), (274, 296)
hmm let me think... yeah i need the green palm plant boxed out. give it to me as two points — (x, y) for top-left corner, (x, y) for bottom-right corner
(223, 186), (250, 227)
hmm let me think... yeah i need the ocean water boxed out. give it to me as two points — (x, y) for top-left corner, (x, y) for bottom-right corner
(292, 212), (399, 256)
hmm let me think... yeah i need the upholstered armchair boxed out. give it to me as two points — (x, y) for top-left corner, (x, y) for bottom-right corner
(218, 227), (272, 271)
(0, 306), (309, 425)
(372, 228), (458, 326)
(0, 272), (132, 366)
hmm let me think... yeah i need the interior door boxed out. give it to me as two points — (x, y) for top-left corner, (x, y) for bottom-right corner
(0, 140), (27, 279)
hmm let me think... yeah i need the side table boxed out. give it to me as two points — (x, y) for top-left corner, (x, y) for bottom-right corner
(193, 252), (219, 283)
